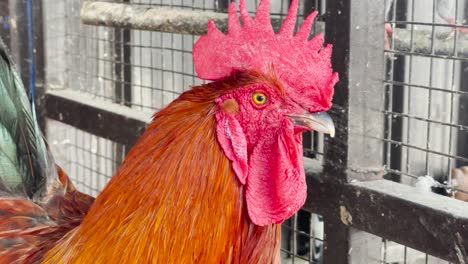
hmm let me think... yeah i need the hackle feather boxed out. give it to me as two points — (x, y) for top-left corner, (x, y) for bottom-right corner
(44, 72), (282, 263)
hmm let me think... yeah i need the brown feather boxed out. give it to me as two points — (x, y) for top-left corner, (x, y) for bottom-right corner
(0, 71), (283, 263)
(0, 167), (94, 263)
(44, 71), (282, 263)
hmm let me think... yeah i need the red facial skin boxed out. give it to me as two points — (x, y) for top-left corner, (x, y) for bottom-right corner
(215, 81), (328, 226)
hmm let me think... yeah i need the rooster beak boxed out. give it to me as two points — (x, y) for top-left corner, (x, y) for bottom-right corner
(288, 112), (335, 138)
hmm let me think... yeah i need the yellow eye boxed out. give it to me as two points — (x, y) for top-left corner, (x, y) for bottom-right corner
(252, 92), (268, 106)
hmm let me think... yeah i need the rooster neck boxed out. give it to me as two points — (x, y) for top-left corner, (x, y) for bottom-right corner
(44, 86), (281, 263)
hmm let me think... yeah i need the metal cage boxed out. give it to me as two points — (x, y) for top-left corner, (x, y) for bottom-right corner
(2, 0), (468, 263)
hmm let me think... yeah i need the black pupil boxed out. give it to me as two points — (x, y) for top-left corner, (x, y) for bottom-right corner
(256, 94), (265, 102)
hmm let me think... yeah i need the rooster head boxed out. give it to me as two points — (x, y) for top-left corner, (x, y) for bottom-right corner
(193, 0), (338, 226)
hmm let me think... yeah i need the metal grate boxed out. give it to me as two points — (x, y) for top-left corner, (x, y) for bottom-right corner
(44, 0), (118, 103)
(380, 1), (468, 260)
(281, 211), (324, 264)
(383, 0), (468, 197)
(381, 239), (452, 264)
(379, 1), (468, 261)
(47, 119), (123, 197)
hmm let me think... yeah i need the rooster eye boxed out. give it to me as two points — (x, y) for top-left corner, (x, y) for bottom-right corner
(252, 92), (268, 106)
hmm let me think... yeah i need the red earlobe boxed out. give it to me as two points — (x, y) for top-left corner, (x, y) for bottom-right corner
(215, 110), (248, 185)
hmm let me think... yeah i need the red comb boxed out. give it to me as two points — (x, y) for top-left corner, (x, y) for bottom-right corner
(193, 0), (338, 111)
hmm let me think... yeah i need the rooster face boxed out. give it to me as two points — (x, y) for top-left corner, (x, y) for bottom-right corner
(214, 72), (334, 226)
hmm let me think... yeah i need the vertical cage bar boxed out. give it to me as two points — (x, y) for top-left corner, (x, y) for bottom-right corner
(114, 0), (132, 164)
(423, 0), (437, 176)
(8, 0), (46, 134)
(215, 0), (229, 12)
(446, 0), (459, 186)
(385, 0), (407, 183)
(402, 0), (414, 181)
(9, 1), (29, 90)
(0, 0), (11, 49)
(323, 0), (386, 262)
(114, 0), (132, 107)
(322, 0), (351, 261)
(32, 0), (46, 134)
(456, 2), (468, 167)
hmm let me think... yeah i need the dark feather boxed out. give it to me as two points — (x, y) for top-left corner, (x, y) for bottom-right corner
(0, 37), (56, 198)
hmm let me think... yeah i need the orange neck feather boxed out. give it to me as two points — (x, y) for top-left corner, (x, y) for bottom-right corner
(44, 79), (281, 263)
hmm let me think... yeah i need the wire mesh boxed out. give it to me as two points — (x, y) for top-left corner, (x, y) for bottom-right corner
(46, 119), (122, 197)
(381, 239), (451, 264)
(384, 0), (468, 198)
(381, 0), (467, 262)
(281, 211), (325, 264)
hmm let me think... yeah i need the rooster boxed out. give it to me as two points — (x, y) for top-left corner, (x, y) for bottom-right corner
(0, 0), (337, 263)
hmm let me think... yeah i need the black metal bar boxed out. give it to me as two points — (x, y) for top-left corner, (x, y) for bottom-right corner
(322, 0), (351, 262)
(10, 0), (29, 92)
(458, 68), (468, 167)
(323, 0), (386, 262)
(123, 39), (131, 106)
(324, 0), (350, 181)
(384, 0), (407, 183)
(303, 0), (320, 17)
(0, 1), (11, 49)
(6, 1), (18, 65)
(11, 0), (30, 92)
(457, 4), (468, 167)
(45, 93), (148, 146)
(5, 1), (43, 132)
(306, 176), (468, 263)
(114, 0), (132, 163)
(385, 59), (404, 182)
(7, 1), (46, 133)
(114, 31), (123, 104)
(323, 216), (350, 263)
(114, 0), (132, 107)
(32, 0), (46, 134)
(215, 0), (229, 12)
